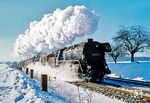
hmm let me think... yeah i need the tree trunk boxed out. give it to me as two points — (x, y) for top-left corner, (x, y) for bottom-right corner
(112, 57), (117, 64)
(114, 59), (117, 64)
(131, 52), (134, 62)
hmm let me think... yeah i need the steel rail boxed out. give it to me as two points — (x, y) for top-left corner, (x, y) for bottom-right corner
(104, 77), (150, 87)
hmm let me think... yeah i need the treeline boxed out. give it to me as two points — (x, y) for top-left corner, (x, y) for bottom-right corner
(108, 25), (150, 63)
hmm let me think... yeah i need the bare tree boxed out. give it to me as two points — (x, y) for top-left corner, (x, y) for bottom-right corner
(108, 43), (126, 64)
(113, 25), (150, 62)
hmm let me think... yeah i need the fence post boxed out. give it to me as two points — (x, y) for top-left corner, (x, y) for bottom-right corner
(20, 67), (22, 71)
(26, 68), (29, 74)
(41, 74), (48, 92)
(30, 69), (34, 78)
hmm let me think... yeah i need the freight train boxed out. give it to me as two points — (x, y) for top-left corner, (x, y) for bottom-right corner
(19, 39), (112, 83)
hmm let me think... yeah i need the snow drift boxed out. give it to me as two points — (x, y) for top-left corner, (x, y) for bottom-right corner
(14, 5), (99, 58)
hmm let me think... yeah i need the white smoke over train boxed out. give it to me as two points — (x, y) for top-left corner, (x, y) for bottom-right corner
(14, 5), (99, 58)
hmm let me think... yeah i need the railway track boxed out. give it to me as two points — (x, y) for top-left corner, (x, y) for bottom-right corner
(101, 81), (150, 97)
(70, 81), (150, 103)
(104, 77), (150, 87)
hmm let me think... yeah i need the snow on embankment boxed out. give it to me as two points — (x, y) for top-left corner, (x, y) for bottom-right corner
(0, 64), (124, 103)
(108, 62), (150, 81)
(14, 69), (70, 103)
(0, 64), (15, 103)
(26, 62), (80, 82)
(0, 64), (73, 103)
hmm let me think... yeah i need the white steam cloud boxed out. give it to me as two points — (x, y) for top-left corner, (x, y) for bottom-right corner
(14, 5), (99, 58)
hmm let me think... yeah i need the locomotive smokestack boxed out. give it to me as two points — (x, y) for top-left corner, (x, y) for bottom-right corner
(87, 38), (93, 43)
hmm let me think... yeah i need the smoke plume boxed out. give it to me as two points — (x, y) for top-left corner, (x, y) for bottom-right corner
(14, 5), (99, 58)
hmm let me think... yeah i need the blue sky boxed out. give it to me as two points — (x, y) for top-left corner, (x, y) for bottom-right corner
(0, 0), (150, 61)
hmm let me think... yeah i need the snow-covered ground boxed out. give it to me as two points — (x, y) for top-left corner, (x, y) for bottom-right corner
(0, 64), (125, 103)
(0, 64), (15, 103)
(108, 62), (150, 81)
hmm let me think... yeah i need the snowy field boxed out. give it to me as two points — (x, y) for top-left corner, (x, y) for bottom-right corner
(0, 64), (124, 103)
(108, 61), (150, 81)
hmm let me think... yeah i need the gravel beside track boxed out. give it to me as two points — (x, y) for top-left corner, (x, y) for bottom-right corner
(70, 81), (150, 103)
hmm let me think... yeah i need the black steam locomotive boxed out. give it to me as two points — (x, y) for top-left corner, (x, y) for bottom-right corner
(21, 39), (111, 83)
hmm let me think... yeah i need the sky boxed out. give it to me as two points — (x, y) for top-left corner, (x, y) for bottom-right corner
(0, 0), (150, 61)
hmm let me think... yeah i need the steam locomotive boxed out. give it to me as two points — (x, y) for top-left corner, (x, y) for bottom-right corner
(21, 39), (111, 83)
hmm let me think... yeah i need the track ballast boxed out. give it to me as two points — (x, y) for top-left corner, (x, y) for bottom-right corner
(70, 81), (150, 103)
